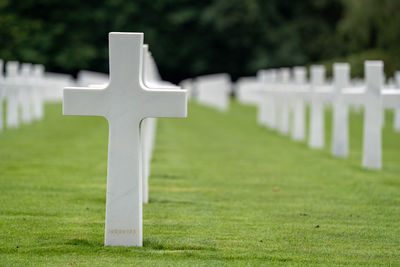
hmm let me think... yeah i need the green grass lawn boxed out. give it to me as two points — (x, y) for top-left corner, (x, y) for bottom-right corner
(0, 101), (399, 266)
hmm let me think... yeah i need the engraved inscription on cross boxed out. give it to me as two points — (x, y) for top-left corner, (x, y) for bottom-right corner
(63, 32), (187, 246)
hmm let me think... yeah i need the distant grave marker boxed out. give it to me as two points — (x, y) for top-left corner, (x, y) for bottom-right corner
(309, 65), (330, 149)
(5, 61), (20, 128)
(20, 63), (33, 124)
(291, 66), (307, 142)
(332, 63), (350, 158)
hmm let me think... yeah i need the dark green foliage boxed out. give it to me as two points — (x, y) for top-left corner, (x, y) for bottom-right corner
(0, 0), (399, 81)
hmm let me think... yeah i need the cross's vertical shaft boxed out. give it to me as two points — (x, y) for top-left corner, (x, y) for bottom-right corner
(105, 117), (142, 246)
(362, 61), (383, 169)
(332, 63), (350, 157)
(309, 65), (325, 149)
(292, 67), (306, 141)
(6, 62), (20, 128)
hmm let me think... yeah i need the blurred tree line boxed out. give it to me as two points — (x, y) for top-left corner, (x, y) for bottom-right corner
(0, 0), (399, 82)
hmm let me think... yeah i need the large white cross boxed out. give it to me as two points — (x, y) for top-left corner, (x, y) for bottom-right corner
(63, 32), (187, 246)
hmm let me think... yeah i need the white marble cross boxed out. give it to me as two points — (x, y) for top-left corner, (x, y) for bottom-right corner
(331, 63), (350, 157)
(361, 61), (384, 169)
(291, 67), (308, 141)
(257, 69), (278, 129)
(20, 63), (34, 124)
(236, 76), (260, 106)
(339, 61), (400, 169)
(63, 32), (187, 246)
(255, 71), (269, 127)
(308, 65), (332, 149)
(276, 68), (291, 136)
(32, 64), (45, 121)
(5, 61), (20, 128)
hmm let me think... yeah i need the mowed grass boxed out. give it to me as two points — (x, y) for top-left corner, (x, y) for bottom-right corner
(0, 101), (399, 266)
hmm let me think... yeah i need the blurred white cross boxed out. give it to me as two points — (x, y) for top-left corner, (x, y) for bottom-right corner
(5, 61), (20, 128)
(337, 61), (400, 169)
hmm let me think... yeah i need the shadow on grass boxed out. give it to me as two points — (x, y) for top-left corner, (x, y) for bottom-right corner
(151, 173), (182, 180)
(148, 198), (193, 205)
(65, 238), (96, 246)
(143, 238), (216, 251)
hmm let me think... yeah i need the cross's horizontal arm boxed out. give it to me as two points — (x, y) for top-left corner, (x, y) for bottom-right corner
(342, 86), (366, 104)
(63, 87), (108, 117)
(141, 88), (187, 119)
(382, 89), (400, 109)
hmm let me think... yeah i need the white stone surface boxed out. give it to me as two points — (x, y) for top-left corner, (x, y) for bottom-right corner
(32, 65), (45, 120)
(5, 61), (20, 128)
(308, 65), (326, 149)
(277, 68), (291, 136)
(63, 32), (187, 247)
(196, 73), (231, 111)
(20, 63), (34, 124)
(362, 61), (383, 169)
(236, 76), (260, 106)
(77, 70), (109, 87)
(332, 63), (350, 157)
(291, 67), (307, 141)
(257, 69), (278, 129)
(180, 78), (196, 100)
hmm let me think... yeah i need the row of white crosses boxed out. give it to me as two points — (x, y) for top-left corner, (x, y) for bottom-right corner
(180, 73), (231, 111)
(63, 32), (187, 247)
(255, 61), (400, 170)
(0, 60), (72, 131)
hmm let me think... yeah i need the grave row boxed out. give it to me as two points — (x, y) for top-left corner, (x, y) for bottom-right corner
(0, 60), (74, 131)
(178, 62), (400, 170)
(238, 61), (400, 170)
